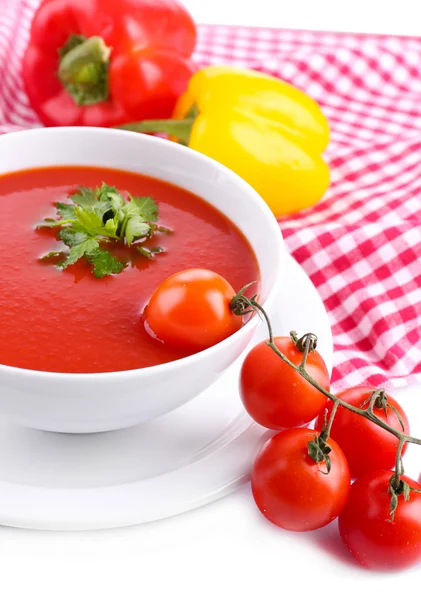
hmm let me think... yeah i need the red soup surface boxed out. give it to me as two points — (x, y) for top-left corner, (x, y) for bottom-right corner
(0, 167), (260, 373)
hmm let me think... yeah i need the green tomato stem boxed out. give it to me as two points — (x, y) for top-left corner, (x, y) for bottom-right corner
(266, 335), (421, 445)
(394, 438), (406, 480)
(323, 400), (340, 440)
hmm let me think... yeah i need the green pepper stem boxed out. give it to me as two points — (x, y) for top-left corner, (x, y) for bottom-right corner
(116, 118), (195, 146)
(58, 35), (111, 106)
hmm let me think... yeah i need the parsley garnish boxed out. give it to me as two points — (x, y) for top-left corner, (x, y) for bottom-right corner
(36, 183), (170, 278)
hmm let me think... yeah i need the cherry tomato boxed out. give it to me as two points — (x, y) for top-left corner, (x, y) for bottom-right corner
(315, 387), (409, 479)
(251, 428), (350, 532)
(240, 337), (330, 429)
(144, 269), (242, 352)
(339, 470), (421, 571)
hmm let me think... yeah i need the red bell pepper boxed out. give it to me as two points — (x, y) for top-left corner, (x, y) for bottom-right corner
(22, 0), (197, 128)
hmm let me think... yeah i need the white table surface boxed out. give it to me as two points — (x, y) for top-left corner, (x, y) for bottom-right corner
(2, 2), (421, 598)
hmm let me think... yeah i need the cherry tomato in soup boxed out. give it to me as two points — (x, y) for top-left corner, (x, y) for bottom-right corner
(251, 428), (350, 532)
(144, 269), (242, 352)
(315, 387), (409, 479)
(240, 336), (330, 429)
(339, 470), (421, 571)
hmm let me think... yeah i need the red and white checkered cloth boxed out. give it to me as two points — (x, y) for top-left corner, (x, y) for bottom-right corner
(1, 0), (421, 391)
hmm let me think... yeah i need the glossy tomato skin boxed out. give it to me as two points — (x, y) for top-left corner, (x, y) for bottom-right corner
(251, 428), (350, 532)
(240, 337), (330, 429)
(315, 387), (409, 479)
(144, 269), (242, 352)
(339, 470), (421, 571)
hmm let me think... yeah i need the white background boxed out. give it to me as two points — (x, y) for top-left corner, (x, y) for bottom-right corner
(2, 1), (421, 598)
(185, 0), (421, 36)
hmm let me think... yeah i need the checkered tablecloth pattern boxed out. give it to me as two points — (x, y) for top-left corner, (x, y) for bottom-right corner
(1, 0), (421, 391)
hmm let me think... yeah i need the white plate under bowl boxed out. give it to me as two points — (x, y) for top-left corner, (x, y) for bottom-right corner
(0, 254), (332, 530)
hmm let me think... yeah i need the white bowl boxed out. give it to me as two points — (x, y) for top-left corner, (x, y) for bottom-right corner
(0, 127), (284, 433)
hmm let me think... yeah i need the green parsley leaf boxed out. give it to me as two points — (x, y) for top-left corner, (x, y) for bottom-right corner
(35, 218), (72, 229)
(96, 183), (120, 204)
(109, 193), (126, 214)
(70, 186), (96, 208)
(137, 246), (164, 259)
(93, 200), (113, 222)
(86, 248), (126, 278)
(155, 225), (172, 234)
(146, 224), (173, 239)
(103, 216), (120, 237)
(72, 206), (119, 239)
(131, 196), (158, 222)
(96, 184), (126, 220)
(125, 215), (150, 246)
(74, 205), (104, 233)
(137, 247), (153, 259)
(58, 238), (99, 270)
(123, 199), (144, 218)
(37, 182), (169, 278)
(39, 251), (66, 262)
(58, 227), (90, 247)
(56, 202), (76, 220)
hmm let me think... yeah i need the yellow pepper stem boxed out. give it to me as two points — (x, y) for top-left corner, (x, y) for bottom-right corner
(116, 119), (194, 145)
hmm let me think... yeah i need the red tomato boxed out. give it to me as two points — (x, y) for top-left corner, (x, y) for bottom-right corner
(251, 428), (350, 532)
(315, 387), (409, 479)
(339, 470), (421, 571)
(144, 269), (242, 352)
(240, 337), (330, 429)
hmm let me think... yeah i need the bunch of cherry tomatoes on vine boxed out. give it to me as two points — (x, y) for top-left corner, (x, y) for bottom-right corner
(144, 268), (421, 573)
(237, 320), (421, 574)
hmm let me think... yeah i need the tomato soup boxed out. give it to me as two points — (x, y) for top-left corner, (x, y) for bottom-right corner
(0, 166), (259, 373)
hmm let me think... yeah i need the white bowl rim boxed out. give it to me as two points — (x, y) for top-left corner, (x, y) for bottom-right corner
(0, 126), (284, 381)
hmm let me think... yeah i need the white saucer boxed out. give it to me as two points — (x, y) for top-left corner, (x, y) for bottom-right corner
(0, 253), (333, 530)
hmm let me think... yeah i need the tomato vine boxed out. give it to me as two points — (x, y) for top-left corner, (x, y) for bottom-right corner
(231, 287), (421, 518)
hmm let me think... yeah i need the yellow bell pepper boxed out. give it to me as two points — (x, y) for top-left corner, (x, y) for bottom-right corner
(119, 65), (330, 217)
